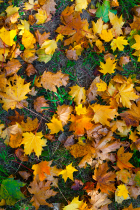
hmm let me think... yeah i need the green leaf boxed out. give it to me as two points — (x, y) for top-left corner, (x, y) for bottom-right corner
(0, 178), (25, 205)
(134, 171), (140, 187)
(36, 49), (52, 63)
(96, 0), (117, 23)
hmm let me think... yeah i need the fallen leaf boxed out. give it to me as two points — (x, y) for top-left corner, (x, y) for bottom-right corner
(75, 0), (88, 11)
(117, 184), (129, 199)
(46, 116), (64, 134)
(22, 29), (36, 49)
(25, 64), (37, 77)
(117, 147), (134, 170)
(21, 117), (38, 132)
(35, 9), (47, 24)
(99, 58), (116, 75)
(34, 96), (49, 113)
(111, 36), (128, 51)
(69, 85), (86, 105)
(41, 70), (69, 92)
(57, 104), (72, 125)
(119, 56), (130, 67)
(20, 132), (47, 157)
(28, 179), (57, 210)
(15, 148), (29, 162)
(19, 171), (31, 180)
(0, 27), (17, 46)
(35, 30), (50, 46)
(32, 161), (50, 181)
(9, 132), (23, 148)
(58, 163), (78, 182)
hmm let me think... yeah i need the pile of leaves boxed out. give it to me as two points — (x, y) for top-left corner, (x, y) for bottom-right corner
(0, 0), (140, 209)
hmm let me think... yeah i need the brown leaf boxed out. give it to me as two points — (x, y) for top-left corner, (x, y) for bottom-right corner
(93, 162), (116, 194)
(120, 101), (140, 126)
(29, 15), (36, 25)
(34, 96), (49, 113)
(21, 117), (38, 132)
(4, 59), (21, 76)
(130, 16), (140, 30)
(15, 148), (29, 162)
(132, 6), (140, 17)
(66, 49), (78, 60)
(57, 104), (72, 125)
(9, 132), (23, 148)
(19, 171), (31, 180)
(119, 56), (130, 67)
(25, 64), (37, 77)
(28, 179), (57, 210)
(35, 30), (50, 46)
(64, 135), (75, 148)
(41, 70), (69, 92)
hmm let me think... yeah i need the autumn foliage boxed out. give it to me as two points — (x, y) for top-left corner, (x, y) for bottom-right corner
(0, 0), (140, 209)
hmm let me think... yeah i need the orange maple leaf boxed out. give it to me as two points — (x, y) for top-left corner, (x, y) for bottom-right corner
(117, 147), (134, 170)
(32, 161), (50, 181)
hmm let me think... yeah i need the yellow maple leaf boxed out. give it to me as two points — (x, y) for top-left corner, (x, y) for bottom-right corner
(75, 0), (88, 11)
(56, 34), (64, 42)
(46, 116), (64, 134)
(99, 57), (117, 75)
(22, 29), (36, 49)
(0, 27), (17, 46)
(6, 5), (19, 17)
(117, 147), (134, 170)
(109, 12), (124, 37)
(41, 40), (57, 55)
(0, 74), (30, 111)
(100, 29), (113, 42)
(63, 197), (84, 210)
(117, 184), (129, 199)
(91, 104), (118, 126)
(129, 130), (138, 142)
(92, 18), (105, 34)
(132, 35), (140, 50)
(75, 104), (87, 115)
(58, 163), (78, 182)
(35, 9), (47, 24)
(115, 83), (139, 108)
(32, 161), (50, 181)
(69, 85), (86, 105)
(21, 132), (47, 157)
(18, 20), (30, 35)
(111, 36), (128, 51)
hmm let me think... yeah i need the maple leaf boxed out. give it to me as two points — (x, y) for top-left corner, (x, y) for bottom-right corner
(132, 35), (140, 50)
(57, 105), (72, 125)
(91, 104), (118, 126)
(120, 102), (140, 126)
(6, 5), (19, 17)
(109, 12), (124, 37)
(63, 197), (83, 210)
(69, 85), (86, 105)
(111, 36), (128, 51)
(41, 40), (57, 55)
(46, 116), (64, 134)
(21, 117), (38, 132)
(41, 70), (69, 92)
(0, 178), (25, 205)
(88, 190), (112, 210)
(100, 29), (113, 42)
(15, 148), (29, 162)
(117, 147), (134, 170)
(32, 161), (50, 181)
(75, 0), (88, 11)
(70, 114), (93, 135)
(0, 27), (17, 46)
(115, 83), (139, 108)
(92, 18), (105, 34)
(9, 132), (23, 148)
(56, 34), (64, 42)
(18, 20), (30, 35)
(129, 130), (138, 142)
(20, 132), (47, 157)
(35, 30), (50, 46)
(4, 59), (21, 76)
(116, 169), (131, 184)
(96, 80), (107, 91)
(0, 74), (30, 111)
(58, 163), (78, 182)
(93, 162), (116, 194)
(123, 203), (140, 210)
(22, 29), (36, 49)
(130, 16), (140, 31)
(25, 64), (37, 77)
(34, 96), (49, 113)
(35, 9), (47, 24)
(99, 57), (116, 74)
(28, 179), (57, 210)
(117, 184), (129, 199)
(95, 40), (105, 53)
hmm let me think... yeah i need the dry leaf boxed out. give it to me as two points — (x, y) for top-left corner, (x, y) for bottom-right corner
(34, 96), (49, 113)
(4, 59), (21, 76)
(25, 64), (37, 77)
